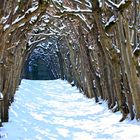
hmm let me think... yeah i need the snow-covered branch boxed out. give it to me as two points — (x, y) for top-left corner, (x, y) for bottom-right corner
(105, 0), (132, 11)
(4, 2), (48, 34)
(58, 9), (92, 15)
(28, 33), (57, 36)
(105, 15), (118, 32)
(28, 38), (46, 46)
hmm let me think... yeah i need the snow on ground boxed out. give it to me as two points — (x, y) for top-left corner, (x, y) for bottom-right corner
(1, 79), (140, 140)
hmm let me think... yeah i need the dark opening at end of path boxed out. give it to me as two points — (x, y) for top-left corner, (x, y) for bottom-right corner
(22, 40), (61, 80)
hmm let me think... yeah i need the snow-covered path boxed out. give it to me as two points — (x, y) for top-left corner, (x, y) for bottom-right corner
(1, 79), (140, 140)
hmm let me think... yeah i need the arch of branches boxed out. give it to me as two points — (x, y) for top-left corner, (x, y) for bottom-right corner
(0, 0), (140, 125)
(23, 39), (61, 80)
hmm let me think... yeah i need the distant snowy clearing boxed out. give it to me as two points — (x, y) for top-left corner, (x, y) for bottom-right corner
(1, 79), (140, 140)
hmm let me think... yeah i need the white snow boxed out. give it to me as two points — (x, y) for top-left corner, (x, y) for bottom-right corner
(25, 6), (38, 14)
(0, 15), (10, 24)
(19, 23), (25, 27)
(1, 79), (140, 140)
(12, 6), (38, 25)
(30, 16), (38, 24)
(13, 6), (19, 14)
(107, 0), (126, 9)
(4, 24), (10, 31)
(12, 15), (25, 25)
(0, 91), (3, 100)
(98, 0), (103, 8)
(105, 15), (115, 27)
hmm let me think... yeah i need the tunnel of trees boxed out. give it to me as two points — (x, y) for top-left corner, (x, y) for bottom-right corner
(0, 0), (140, 125)
(22, 39), (61, 80)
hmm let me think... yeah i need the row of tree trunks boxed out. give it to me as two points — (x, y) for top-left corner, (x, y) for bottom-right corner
(56, 1), (139, 121)
(117, 14), (140, 119)
(0, 1), (50, 124)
